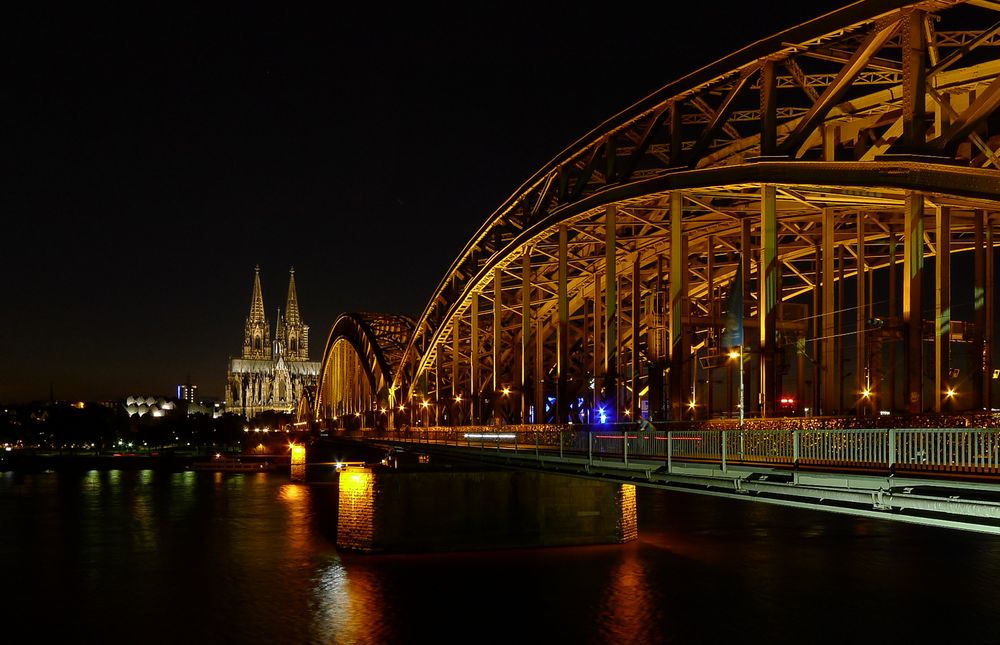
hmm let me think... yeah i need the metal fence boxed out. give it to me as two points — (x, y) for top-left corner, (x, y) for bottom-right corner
(358, 425), (1000, 476)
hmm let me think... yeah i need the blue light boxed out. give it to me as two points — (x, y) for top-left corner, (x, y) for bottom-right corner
(598, 407), (608, 424)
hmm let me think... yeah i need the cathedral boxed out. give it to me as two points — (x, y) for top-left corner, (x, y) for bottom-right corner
(226, 266), (320, 418)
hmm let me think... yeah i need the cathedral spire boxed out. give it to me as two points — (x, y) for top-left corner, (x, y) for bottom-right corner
(285, 267), (301, 325)
(242, 265), (271, 360)
(249, 265), (266, 323)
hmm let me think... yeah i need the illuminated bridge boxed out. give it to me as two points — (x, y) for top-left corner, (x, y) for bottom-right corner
(308, 0), (1000, 532)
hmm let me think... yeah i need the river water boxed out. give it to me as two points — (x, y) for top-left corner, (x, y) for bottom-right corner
(2, 467), (999, 644)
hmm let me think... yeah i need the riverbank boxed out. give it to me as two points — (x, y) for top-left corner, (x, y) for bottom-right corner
(0, 452), (290, 472)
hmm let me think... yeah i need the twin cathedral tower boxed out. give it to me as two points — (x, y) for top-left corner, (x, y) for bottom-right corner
(226, 266), (319, 417)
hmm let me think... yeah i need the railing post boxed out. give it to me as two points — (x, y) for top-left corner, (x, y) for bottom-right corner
(888, 428), (896, 470)
(560, 430), (564, 459)
(588, 430), (592, 466)
(721, 430), (728, 473)
(624, 426), (629, 467)
(667, 430), (673, 474)
(535, 431), (539, 458)
(792, 430), (800, 484)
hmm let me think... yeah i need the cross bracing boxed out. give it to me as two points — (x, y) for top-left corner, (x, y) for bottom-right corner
(316, 0), (1000, 429)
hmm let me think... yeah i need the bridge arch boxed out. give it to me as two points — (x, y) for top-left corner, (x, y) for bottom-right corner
(315, 312), (415, 427)
(323, 0), (1000, 426)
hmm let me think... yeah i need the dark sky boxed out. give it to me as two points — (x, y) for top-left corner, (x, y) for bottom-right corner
(4, 2), (849, 403)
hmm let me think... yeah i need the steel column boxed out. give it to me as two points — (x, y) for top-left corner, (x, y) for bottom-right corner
(888, 233), (898, 411)
(452, 323), (459, 425)
(521, 252), (531, 423)
(605, 205), (618, 416)
(987, 219), (995, 411)
(857, 212), (867, 415)
(903, 191), (924, 414)
(760, 59), (778, 156)
(935, 206), (951, 412)
(974, 212), (985, 410)
(822, 208), (836, 415)
(631, 254), (641, 420)
(902, 10), (928, 149)
(557, 224), (569, 422)
(741, 219), (754, 416)
(535, 316), (544, 423)
(471, 293), (480, 423)
(760, 184), (778, 417)
(493, 267), (502, 422)
(706, 237), (715, 418)
(670, 192), (688, 419)
(593, 271), (602, 413)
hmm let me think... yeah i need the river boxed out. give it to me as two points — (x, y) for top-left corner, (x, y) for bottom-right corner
(2, 467), (998, 644)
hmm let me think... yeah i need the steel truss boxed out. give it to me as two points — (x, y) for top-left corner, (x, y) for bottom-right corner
(316, 0), (1000, 428)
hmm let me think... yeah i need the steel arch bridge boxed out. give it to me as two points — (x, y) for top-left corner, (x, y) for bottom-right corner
(315, 0), (1000, 430)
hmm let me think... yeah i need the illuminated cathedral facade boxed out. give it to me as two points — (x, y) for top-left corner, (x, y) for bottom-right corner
(226, 266), (320, 418)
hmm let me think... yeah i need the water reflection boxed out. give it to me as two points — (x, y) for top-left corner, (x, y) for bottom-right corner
(594, 543), (659, 644)
(280, 483), (312, 558)
(4, 471), (1000, 644)
(311, 557), (390, 644)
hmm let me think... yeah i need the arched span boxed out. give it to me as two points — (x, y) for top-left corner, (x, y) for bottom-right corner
(315, 313), (415, 422)
(328, 0), (1000, 425)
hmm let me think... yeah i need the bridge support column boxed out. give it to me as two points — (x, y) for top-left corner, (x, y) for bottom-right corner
(605, 205), (618, 419)
(494, 267), (503, 423)
(521, 252), (532, 424)
(822, 208), (836, 415)
(471, 292), (480, 423)
(974, 212), (985, 410)
(335, 467), (637, 553)
(888, 233), (898, 412)
(987, 217), (995, 411)
(452, 324), (460, 425)
(593, 270), (603, 417)
(290, 443), (306, 482)
(759, 184), (778, 418)
(557, 224), (569, 423)
(741, 219), (754, 416)
(669, 192), (688, 419)
(903, 191), (924, 414)
(935, 206), (951, 412)
(631, 255), (640, 421)
(857, 212), (868, 416)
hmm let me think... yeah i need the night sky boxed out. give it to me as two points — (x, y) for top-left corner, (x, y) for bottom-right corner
(5, 2), (849, 403)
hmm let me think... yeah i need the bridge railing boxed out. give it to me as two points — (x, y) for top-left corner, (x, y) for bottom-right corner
(356, 425), (1000, 478)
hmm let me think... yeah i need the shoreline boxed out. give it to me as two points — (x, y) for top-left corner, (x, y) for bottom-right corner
(0, 453), (291, 473)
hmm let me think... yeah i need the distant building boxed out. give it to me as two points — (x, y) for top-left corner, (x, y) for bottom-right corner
(177, 383), (198, 403)
(123, 395), (176, 417)
(225, 266), (319, 418)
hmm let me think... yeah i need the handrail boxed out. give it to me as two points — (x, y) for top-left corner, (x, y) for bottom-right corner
(354, 426), (1000, 479)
